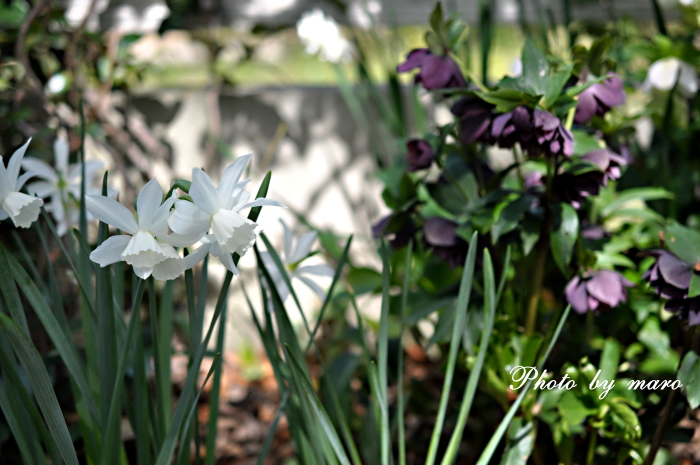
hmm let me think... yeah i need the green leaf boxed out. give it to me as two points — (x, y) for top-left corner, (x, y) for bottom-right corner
(608, 400), (641, 439)
(558, 391), (594, 425)
(441, 249), (498, 465)
(678, 351), (700, 409)
(474, 305), (571, 465)
(425, 31), (444, 56)
(284, 345), (352, 465)
(689, 273), (700, 298)
(543, 63), (573, 109)
(426, 232), (479, 465)
(498, 418), (535, 465)
(550, 203), (579, 274)
(0, 313), (79, 465)
(521, 38), (549, 95)
(598, 338), (621, 387)
(571, 130), (603, 156)
(666, 223), (700, 266)
(600, 188), (673, 217)
(475, 89), (540, 113)
(347, 267), (382, 295)
(491, 195), (533, 243)
(429, 2), (444, 35)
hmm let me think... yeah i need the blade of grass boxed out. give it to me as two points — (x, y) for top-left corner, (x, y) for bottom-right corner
(284, 345), (353, 465)
(397, 240), (413, 465)
(99, 279), (146, 465)
(425, 231), (479, 465)
(148, 278), (167, 447)
(2, 243), (99, 422)
(131, 281), (152, 465)
(0, 246), (29, 334)
(0, 313), (79, 465)
(441, 249), (498, 465)
(377, 240), (391, 465)
(204, 296), (227, 465)
(474, 305), (571, 465)
(254, 389), (290, 465)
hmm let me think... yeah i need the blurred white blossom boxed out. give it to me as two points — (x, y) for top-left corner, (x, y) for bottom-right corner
(347, 0), (382, 30)
(296, 8), (354, 63)
(22, 134), (113, 236)
(644, 57), (698, 97)
(260, 219), (335, 303)
(0, 139), (43, 228)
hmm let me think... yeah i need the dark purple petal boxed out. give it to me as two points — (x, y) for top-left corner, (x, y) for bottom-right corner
(574, 89), (598, 124)
(372, 215), (391, 238)
(657, 252), (693, 290)
(574, 73), (626, 123)
(533, 109), (560, 132)
(511, 106), (534, 134)
(585, 270), (627, 307)
(406, 139), (435, 171)
(451, 96), (494, 144)
(689, 310), (700, 326)
(397, 49), (430, 73)
(423, 217), (459, 247)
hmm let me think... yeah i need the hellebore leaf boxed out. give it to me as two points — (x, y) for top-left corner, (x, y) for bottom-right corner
(678, 351), (700, 409)
(491, 195), (534, 243)
(666, 223), (700, 267)
(521, 39), (549, 96)
(550, 203), (579, 274)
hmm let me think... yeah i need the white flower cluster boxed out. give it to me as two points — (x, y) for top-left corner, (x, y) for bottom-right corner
(296, 8), (354, 63)
(87, 154), (286, 280)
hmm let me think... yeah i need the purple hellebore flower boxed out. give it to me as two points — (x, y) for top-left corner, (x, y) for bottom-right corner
(423, 217), (468, 268)
(552, 171), (605, 209)
(574, 73), (626, 124)
(372, 214), (416, 249)
(580, 148), (629, 185)
(565, 269), (634, 315)
(450, 96), (494, 145)
(491, 106), (574, 158)
(397, 48), (467, 90)
(643, 250), (700, 326)
(406, 139), (435, 171)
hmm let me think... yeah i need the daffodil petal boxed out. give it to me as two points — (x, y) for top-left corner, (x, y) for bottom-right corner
(218, 251), (240, 276)
(54, 136), (69, 174)
(1, 192), (43, 228)
(184, 242), (211, 270)
(218, 154), (252, 209)
(239, 198), (287, 211)
(89, 235), (131, 267)
(133, 266), (154, 280)
(121, 230), (168, 268)
(151, 244), (185, 280)
(136, 179), (164, 230)
(15, 171), (39, 192)
(211, 209), (262, 255)
(296, 264), (335, 277)
(149, 194), (176, 237)
(190, 168), (220, 214)
(21, 157), (57, 183)
(288, 231), (317, 263)
(161, 228), (207, 247)
(297, 274), (327, 301)
(7, 139), (31, 186)
(279, 219), (293, 261)
(24, 181), (56, 198)
(85, 195), (138, 234)
(168, 199), (210, 235)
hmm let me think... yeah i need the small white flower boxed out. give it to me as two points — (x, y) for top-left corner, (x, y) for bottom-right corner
(296, 8), (354, 63)
(22, 134), (113, 236)
(644, 57), (698, 97)
(0, 139), (44, 228)
(86, 178), (202, 280)
(260, 219), (335, 302)
(169, 154), (285, 275)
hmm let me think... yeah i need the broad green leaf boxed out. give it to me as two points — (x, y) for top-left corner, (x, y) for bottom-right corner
(571, 130), (603, 156)
(521, 38), (549, 95)
(666, 223), (700, 266)
(689, 273), (700, 298)
(543, 63), (574, 109)
(608, 400), (641, 439)
(0, 313), (79, 465)
(475, 88), (540, 113)
(491, 195), (533, 243)
(600, 188), (673, 218)
(598, 339), (621, 390)
(677, 351), (700, 409)
(550, 203), (579, 274)
(429, 2), (444, 35)
(558, 391), (594, 426)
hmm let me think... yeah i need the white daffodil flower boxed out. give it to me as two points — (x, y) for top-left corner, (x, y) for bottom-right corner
(22, 135), (112, 236)
(87, 178), (203, 280)
(644, 57), (698, 97)
(260, 219), (335, 302)
(0, 139), (44, 228)
(169, 154), (286, 275)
